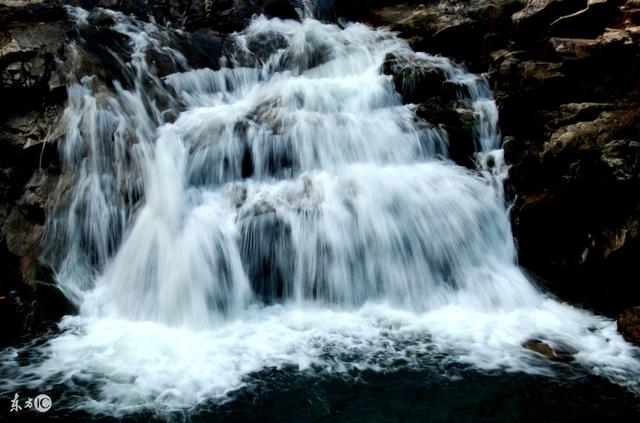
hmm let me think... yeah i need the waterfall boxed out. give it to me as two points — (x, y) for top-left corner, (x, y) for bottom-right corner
(1, 6), (638, 416)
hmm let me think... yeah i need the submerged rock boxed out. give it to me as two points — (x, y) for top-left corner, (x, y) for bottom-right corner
(522, 339), (575, 362)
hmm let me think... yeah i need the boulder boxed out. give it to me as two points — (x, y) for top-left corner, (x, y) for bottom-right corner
(617, 306), (640, 345)
(381, 50), (479, 167)
(381, 52), (448, 104)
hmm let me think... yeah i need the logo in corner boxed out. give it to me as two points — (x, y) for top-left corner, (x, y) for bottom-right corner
(33, 394), (52, 413)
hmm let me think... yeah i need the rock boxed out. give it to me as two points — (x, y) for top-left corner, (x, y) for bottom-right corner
(507, 106), (640, 312)
(549, 37), (599, 59)
(617, 306), (640, 345)
(1, 22), (67, 91)
(0, 14), (68, 119)
(601, 139), (640, 182)
(503, 136), (543, 191)
(512, 0), (587, 38)
(498, 58), (565, 87)
(0, 0), (64, 26)
(416, 99), (478, 167)
(599, 27), (635, 45)
(238, 202), (294, 303)
(429, 21), (482, 60)
(2, 208), (42, 258)
(385, 0), (523, 72)
(246, 31), (289, 64)
(263, 0), (302, 20)
(0, 1), (73, 344)
(381, 52), (448, 104)
(380, 50), (479, 167)
(493, 57), (567, 135)
(550, 0), (622, 38)
(1, 102), (63, 150)
(67, 0), (307, 31)
(522, 339), (575, 362)
(545, 102), (614, 127)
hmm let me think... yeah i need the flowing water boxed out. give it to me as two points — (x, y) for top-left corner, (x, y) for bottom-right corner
(1, 5), (640, 421)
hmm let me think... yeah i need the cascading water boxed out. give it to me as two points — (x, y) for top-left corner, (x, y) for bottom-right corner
(1, 5), (639, 418)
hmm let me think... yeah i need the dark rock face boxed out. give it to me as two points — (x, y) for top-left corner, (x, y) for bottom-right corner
(494, 0), (640, 314)
(617, 307), (640, 346)
(506, 108), (640, 312)
(0, 0), (72, 346)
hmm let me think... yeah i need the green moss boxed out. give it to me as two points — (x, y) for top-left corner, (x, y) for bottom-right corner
(407, 12), (437, 27)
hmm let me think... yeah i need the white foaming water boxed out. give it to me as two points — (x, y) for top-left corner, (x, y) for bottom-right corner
(1, 6), (639, 416)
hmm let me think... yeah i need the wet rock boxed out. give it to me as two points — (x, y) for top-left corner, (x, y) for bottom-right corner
(522, 339), (575, 362)
(246, 31), (289, 63)
(507, 106), (640, 312)
(382, 52), (448, 104)
(617, 306), (640, 345)
(416, 99), (478, 167)
(238, 204), (294, 303)
(384, 0), (523, 71)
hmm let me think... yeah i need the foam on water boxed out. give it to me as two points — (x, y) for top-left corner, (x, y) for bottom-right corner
(1, 6), (639, 416)
(1, 302), (638, 415)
